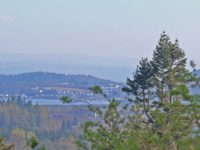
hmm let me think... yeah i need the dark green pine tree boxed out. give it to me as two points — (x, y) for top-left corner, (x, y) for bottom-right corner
(123, 58), (155, 123)
(152, 31), (187, 103)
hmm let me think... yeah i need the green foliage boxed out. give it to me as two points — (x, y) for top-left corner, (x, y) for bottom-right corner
(122, 58), (154, 123)
(77, 99), (129, 150)
(152, 31), (188, 102)
(27, 136), (47, 150)
(60, 96), (72, 103)
(89, 86), (103, 94)
(123, 58), (154, 99)
(77, 32), (200, 150)
(38, 145), (46, 150)
(89, 85), (108, 98)
(171, 84), (191, 99)
(27, 136), (38, 149)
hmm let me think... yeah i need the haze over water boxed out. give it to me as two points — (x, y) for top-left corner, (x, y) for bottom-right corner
(0, 0), (200, 81)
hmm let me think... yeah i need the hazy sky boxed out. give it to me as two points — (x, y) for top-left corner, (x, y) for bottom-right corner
(0, 0), (200, 81)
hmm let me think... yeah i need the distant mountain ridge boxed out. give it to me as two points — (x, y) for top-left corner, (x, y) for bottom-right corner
(0, 72), (122, 88)
(0, 53), (134, 81)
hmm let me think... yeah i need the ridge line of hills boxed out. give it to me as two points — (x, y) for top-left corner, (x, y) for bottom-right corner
(0, 72), (124, 100)
(0, 71), (123, 89)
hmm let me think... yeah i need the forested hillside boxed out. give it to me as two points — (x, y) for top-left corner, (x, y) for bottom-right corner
(0, 98), (93, 150)
(0, 72), (120, 87)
